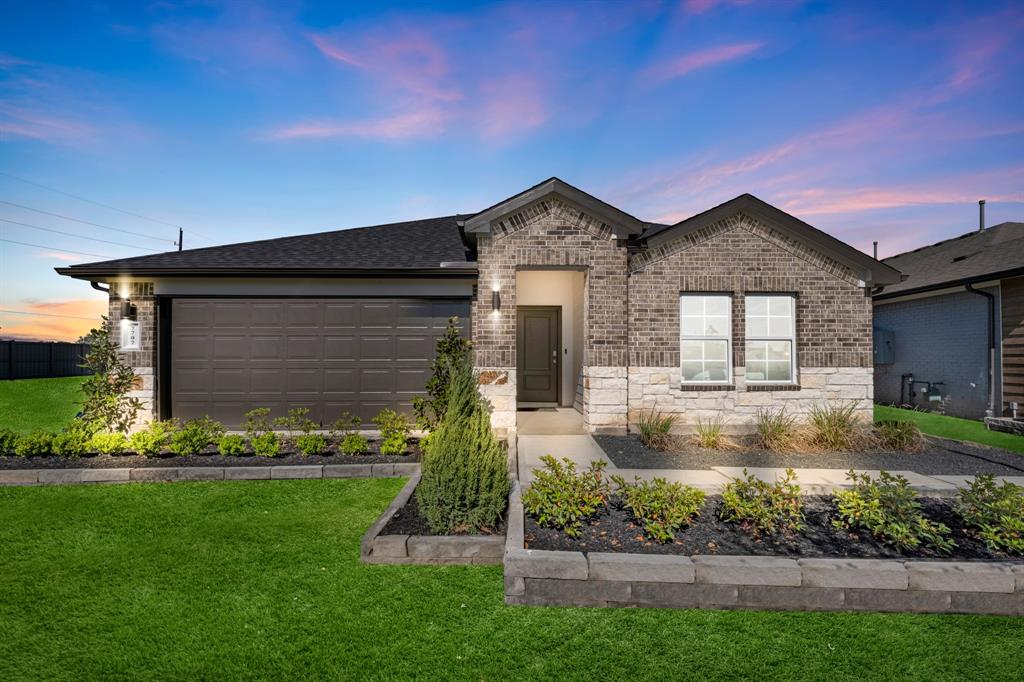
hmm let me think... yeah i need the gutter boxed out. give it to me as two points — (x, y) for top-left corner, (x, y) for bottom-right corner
(965, 281), (997, 418)
(56, 264), (479, 281)
(872, 265), (1024, 301)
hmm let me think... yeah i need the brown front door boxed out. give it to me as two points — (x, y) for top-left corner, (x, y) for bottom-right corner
(516, 306), (560, 404)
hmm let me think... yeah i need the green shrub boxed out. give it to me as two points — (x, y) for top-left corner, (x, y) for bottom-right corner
(51, 423), (95, 458)
(295, 433), (328, 456)
(523, 456), (611, 538)
(694, 417), (728, 449)
(374, 408), (410, 456)
(217, 434), (247, 456)
(834, 470), (955, 553)
(331, 412), (367, 454)
(755, 407), (799, 451)
(412, 316), (471, 430)
(874, 419), (924, 452)
(808, 402), (860, 451)
(129, 420), (176, 457)
(79, 318), (142, 433)
(0, 427), (19, 454)
(720, 468), (804, 537)
(275, 408), (318, 441)
(955, 475), (1024, 554)
(415, 358), (510, 534)
(15, 430), (54, 457)
(635, 410), (676, 451)
(169, 416), (224, 456)
(611, 475), (706, 543)
(251, 432), (280, 458)
(89, 431), (129, 456)
(340, 432), (369, 456)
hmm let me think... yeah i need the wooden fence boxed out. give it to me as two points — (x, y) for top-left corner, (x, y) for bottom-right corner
(0, 341), (92, 380)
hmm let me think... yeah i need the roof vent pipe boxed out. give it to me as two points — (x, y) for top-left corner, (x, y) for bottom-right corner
(873, 241), (878, 259)
(979, 199), (986, 231)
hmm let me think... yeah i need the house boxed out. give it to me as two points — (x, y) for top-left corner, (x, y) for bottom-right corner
(873, 218), (1024, 420)
(57, 178), (900, 434)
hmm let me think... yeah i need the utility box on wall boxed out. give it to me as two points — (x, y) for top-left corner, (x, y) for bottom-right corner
(873, 327), (895, 365)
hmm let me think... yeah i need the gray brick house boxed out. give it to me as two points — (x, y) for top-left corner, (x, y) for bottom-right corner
(57, 178), (900, 434)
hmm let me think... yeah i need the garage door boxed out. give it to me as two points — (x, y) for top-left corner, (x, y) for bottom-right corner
(170, 298), (470, 427)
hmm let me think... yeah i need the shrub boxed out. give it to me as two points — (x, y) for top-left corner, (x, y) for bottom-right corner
(833, 470), (955, 553)
(79, 318), (142, 433)
(129, 420), (176, 457)
(415, 357), (510, 534)
(523, 456), (611, 538)
(0, 428), (18, 454)
(245, 408), (279, 458)
(295, 433), (328, 456)
(755, 407), (799, 451)
(412, 316), (472, 430)
(720, 468), (804, 537)
(51, 423), (95, 458)
(275, 408), (318, 440)
(15, 431), (54, 457)
(340, 433), (369, 456)
(89, 431), (129, 456)
(808, 402), (860, 451)
(635, 410), (676, 451)
(874, 419), (924, 452)
(331, 412), (367, 454)
(251, 432), (280, 458)
(169, 416), (224, 456)
(611, 475), (706, 543)
(374, 408), (410, 456)
(693, 417), (728, 449)
(955, 475), (1024, 554)
(217, 434), (247, 456)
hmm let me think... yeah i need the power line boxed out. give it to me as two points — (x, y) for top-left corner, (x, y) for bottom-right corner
(0, 217), (162, 252)
(0, 199), (175, 245)
(0, 171), (218, 245)
(0, 308), (99, 321)
(0, 237), (111, 259)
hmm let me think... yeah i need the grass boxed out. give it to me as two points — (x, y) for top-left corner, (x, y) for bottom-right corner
(1, 479), (1022, 680)
(0, 376), (87, 434)
(875, 404), (1024, 455)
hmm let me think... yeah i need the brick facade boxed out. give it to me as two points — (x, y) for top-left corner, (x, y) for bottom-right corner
(108, 281), (158, 428)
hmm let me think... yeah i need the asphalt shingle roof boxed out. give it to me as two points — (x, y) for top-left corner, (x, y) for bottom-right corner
(877, 222), (1024, 297)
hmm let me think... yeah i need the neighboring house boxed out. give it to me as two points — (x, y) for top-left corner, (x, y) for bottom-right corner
(872, 220), (1024, 419)
(57, 178), (900, 434)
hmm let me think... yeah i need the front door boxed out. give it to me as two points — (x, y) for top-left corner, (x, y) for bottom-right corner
(516, 306), (560, 404)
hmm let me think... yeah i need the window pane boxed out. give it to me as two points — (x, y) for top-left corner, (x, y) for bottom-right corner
(681, 340), (703, 360)
(703, 339), (727, 361)
(705, 362), (728, 381)
(681, 361), (704, 382)
(704, 316), (729, 336)
(746, 296), (768, 316)
(766, 361), (792, 382)
(746, 365), (766, 381)
(680, 297), (703, 316)
(747, 340), (766, 362)
(747, 317), (768, 337)
(768, 317), (792, 337)
(769, 296), (792, 316)
(705, 296), (729, 315)
(766, 340), (791, 362)
(681, 317), (704, 336)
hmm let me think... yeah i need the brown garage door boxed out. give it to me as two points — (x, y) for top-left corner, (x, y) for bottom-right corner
(170, 298), (470, 427)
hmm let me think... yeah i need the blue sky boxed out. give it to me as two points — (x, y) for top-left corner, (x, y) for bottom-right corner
(1, 0), (1022, 339)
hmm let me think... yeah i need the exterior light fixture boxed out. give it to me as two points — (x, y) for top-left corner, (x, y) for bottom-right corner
(491, 290), (501, 312)
(119, 299), (137, 321)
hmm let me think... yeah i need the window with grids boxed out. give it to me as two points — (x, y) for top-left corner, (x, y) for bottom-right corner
(679, 294), (732, 383)
(745, 295), (796, 383)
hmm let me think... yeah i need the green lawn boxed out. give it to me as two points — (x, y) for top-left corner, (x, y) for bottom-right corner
(0, 376), (87, 434)
(875, 404), (1024, 454)
(1, 479), (1021, 680)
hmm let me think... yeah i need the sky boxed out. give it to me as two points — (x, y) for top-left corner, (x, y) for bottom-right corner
(1, 0), (1022, 341)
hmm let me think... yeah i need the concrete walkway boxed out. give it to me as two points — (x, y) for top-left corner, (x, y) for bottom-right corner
(516, 433), (1024, 495)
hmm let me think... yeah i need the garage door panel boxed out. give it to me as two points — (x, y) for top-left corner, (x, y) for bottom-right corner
(172, 298), (469, 427)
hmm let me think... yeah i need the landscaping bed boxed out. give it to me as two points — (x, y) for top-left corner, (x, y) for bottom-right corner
(596, 434), (1024, 476)
(525, 494), (1018, 561)
(382, 488), (505, 537)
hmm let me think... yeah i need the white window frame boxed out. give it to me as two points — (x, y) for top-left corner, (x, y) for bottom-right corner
(679, 293), (733, 385)
(744, 294), (798, 385)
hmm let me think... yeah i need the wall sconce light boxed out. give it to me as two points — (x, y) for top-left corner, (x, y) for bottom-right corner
(491, 290), (501, 312)
(119, 299), (137, 321)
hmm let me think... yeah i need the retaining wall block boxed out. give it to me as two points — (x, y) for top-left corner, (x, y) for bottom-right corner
(505, 575), (526, 597)
(523, 578), (632, 605)
(37, 469), (84, 485)
(177, 467), (225, 481)
(407, 535), (504, 560)
(693, 555), (801, 586)
(324, 464), (372, 478)
(392, 463), (420, 477)
(270, 465), (323, 480)
(798, 558), (909, 590)
(630, 581), (739, 609)
(371, 464), (395, 477)
(82, 468), (132, 483)
(0, 470), (39, 485)
(949, 591), (1024, 616)
(504, 548), (588, 580)
(223, 467), (271, 480)
(371, 535), (409, 558)
(907, 561), (1015, 593)
(587, 552), (695, 583)
(843, 588), (951, 614)
(130, 468), (178, 482)
(736, 585), (845, 612)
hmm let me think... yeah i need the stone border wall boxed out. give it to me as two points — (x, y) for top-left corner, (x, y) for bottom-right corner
(503, 482), (1024, 615)
(360, 473), (505, 565)
(0, 463), (419, 486)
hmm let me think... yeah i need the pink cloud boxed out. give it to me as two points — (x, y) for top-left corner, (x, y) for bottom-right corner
(476, 74), (549, 139)
(36, 251), (86, 263)
(0, 103), (95, 145)
(267, 108), (449, 141)
(682, 0), (757, 15)
(643, 42), (764, 84)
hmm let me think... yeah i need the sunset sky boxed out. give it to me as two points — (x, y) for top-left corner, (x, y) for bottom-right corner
(1, 0), (1022, 340)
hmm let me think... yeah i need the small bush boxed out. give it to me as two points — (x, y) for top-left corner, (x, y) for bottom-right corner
(0, 428), (19, 454)
(51, 423), (95, 458)
(720, 468), (804, 537)
(755, 407), (799, 451)
(611, 475), (706, 543)
(834, 470), (955, 553)
(955, 475), (1024, 554)
(523, 455), (611, 537)
(169, 416), (224, 456)
(79, 318), (142, 433)
(15, 431), (54, 457)
(129, 420), (176, 457)
(636, 411), (676, 451)
(693, 417), (728, 449)
(340, 432), (369, 456)
(808, 402), (860, 451)
(295, 433), (328, 456)
(374, 408), (410, 456)
(217, 434), (247, 456)
(89, 432), (129, 456)
(275, 407), (318, 442)
(331, 412), (367, 454)
(251, 432), (280, 458)
(874, 419), (924, 452)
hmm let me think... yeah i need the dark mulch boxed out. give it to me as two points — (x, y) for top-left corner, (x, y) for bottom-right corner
(525, 494), (1023, 561)
(381, 491), (506, 537)
(595, 434), (1024, 476)
(0, 441), (422, 470)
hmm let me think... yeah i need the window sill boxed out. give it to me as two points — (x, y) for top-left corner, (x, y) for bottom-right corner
(677, 384), (736, 392)
(746, 384), (801, 392)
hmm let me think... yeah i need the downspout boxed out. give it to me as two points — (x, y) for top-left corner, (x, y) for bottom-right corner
(965, 281), (996, 418)
(90, 281), (109, 293)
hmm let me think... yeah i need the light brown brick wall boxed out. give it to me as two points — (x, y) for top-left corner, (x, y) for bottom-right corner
(108, 281), (157, 425)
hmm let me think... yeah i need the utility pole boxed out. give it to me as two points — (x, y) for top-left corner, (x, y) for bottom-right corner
(178, 227), (183, 251)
